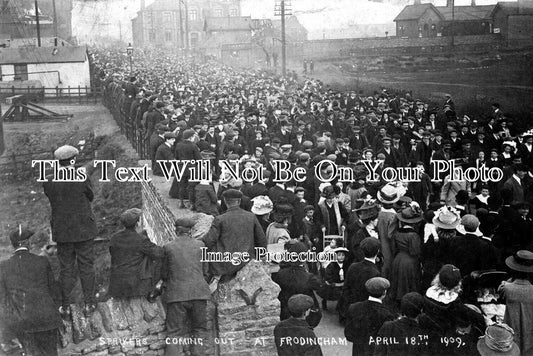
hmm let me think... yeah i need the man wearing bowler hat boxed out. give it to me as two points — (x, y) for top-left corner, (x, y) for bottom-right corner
(0, 227), (62, 356)
(153, 132), (176, 176)
(43, 145), (97, 317)
(274, 294), (323, 356)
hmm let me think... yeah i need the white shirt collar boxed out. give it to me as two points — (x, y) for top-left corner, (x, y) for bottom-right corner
(15, 247), (28, 253)
(368, 296), (382, 304)
(364, 256), (376, 264)
(513, 174), (521, 184)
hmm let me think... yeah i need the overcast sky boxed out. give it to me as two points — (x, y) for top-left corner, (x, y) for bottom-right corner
(72, 0), (517, 42)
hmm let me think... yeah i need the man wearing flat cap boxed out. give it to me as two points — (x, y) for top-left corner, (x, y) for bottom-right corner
(274, 294), (323, 356)
(0, 227), (62, 355)
(43, 145), (98, 317)
(345, 277), (395, 356)
(203, 189), (267, 292)
(108, 209), (164, 299)
(149, 124), (168, 171)
(161, 221), (212, 356)
(153, 132), (176, 176)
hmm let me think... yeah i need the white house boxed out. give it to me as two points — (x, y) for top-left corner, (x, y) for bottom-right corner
(0, 46), (90, 88)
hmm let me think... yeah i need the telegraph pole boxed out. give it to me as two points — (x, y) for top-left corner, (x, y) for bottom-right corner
(274, 0), (292, 77)
(450, 0), (455, 47)
(178, 0), (184, 51)
(52, 0), (58, 40)
(34, 0), (41, 47)
(184, 0), (189, 53)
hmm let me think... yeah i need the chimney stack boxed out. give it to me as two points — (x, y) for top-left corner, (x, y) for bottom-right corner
(446, 0), (453, 7)
(471, 0), (476, 6)
(141, 0), (145, 10)
(414, 0), (421, 5)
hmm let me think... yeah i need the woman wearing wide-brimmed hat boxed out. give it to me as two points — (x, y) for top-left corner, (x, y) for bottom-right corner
(251, 195), (274, 233)
(390, 202), (424, 303)
(350, 200), (380, 263)
(499, 250), (533, 355)
(420, 206), (462, 291)
(266, 203), (294, 244)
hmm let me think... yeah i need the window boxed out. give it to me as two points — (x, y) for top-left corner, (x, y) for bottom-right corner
(189, 9), (198, 21)
(149, 31), (156, 41)
(213, 8), (223, 17)
(163, 11), (172, 23)
(165, 31), (172, 42)
(190, 32), (199, 47)
(229, 8), (238, 17)
(145, 11), (153, 25)
(14, 64), (28, 81)
(399, 25), (404, 36)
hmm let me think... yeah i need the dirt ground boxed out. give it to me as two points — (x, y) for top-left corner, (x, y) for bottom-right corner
(0, 104), (141, 293)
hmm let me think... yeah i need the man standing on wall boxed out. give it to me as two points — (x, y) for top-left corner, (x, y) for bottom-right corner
(162, 221), (211, 356)
(43, 145), (97, 317)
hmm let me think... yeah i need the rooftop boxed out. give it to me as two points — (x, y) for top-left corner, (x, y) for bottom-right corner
(205, 16), (252, 31)
(394, 4), (442, 21)
(0, 46), (87, 64)
(436, 5), (496, 21)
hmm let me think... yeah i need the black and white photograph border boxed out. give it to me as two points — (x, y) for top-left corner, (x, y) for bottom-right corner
(1, 0), (533, 355)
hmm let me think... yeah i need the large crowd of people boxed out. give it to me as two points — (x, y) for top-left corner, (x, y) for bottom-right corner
(1, 47), (533, 356)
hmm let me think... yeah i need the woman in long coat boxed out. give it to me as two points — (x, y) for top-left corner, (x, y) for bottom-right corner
(390, 203), (423, 303)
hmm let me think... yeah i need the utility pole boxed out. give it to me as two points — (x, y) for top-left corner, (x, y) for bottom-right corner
(178, 0), (184, 51)
(274, 0), (292, 77)
(52, 0), (58, 40)
(34, 0), (41, 47)
(450, 0), (455, 47)
(184, 0), (189, 53)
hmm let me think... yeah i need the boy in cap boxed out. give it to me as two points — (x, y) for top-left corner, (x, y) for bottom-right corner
(345, 277), (395, 356)
(273, 294), (323, 356)
(0, 226), (62, 356)
(170, 129), (202, 208)
(108, 209), (164, 299)
(375, 292), (426, 356)
(43, 145), (98, 317)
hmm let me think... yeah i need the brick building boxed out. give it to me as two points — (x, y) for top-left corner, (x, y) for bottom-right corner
(131, 0), (242, 49)
(394, 0), (533, 39)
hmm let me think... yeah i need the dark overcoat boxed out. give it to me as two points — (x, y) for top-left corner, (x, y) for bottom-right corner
(108, 229), (164, 298)
(43, 178), (97, 243)
(0, 250), (62, 334)
(203, 206), (267, 276)
(274, 317), (323, 356)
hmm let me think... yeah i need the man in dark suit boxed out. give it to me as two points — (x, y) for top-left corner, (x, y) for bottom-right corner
(169, 129), (202, 207)
(272, 241), (323, 323)
(203, 189), (267, 291)
(274, 294), (323, 356)
(345, 277), (395, 356)
(144, 101), (166, 141)
(108, 209), (164, 299)
(162, 222), (212, 356)
(153, 132), (176, 176)
(503, 164), (528, 203)
(246, 171), (270, 199)
(149, 124), (167, 170)
(0, 227), (62, 356)
(43, 145), (98, 317)
(341, 237), (381, 318)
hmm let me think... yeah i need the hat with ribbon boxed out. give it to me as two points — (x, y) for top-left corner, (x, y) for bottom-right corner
(377, 183), (404, 204)
(432, 206), (461, 230)
(477, 323), (520, 356)
(251, 195), (273, 215)
(505, 250), (533, 273)
(397, 202), (423, 224)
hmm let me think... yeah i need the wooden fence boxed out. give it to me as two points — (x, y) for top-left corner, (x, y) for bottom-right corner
(0, 86), (102, 104)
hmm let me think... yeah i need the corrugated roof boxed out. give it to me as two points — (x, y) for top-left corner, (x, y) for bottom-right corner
(201, 32), (251, 48)
(205, 16), (252, 31)
(0, 46), (87, 64)
(436, 5), (496, 21)
(394, 4), (441, 21)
